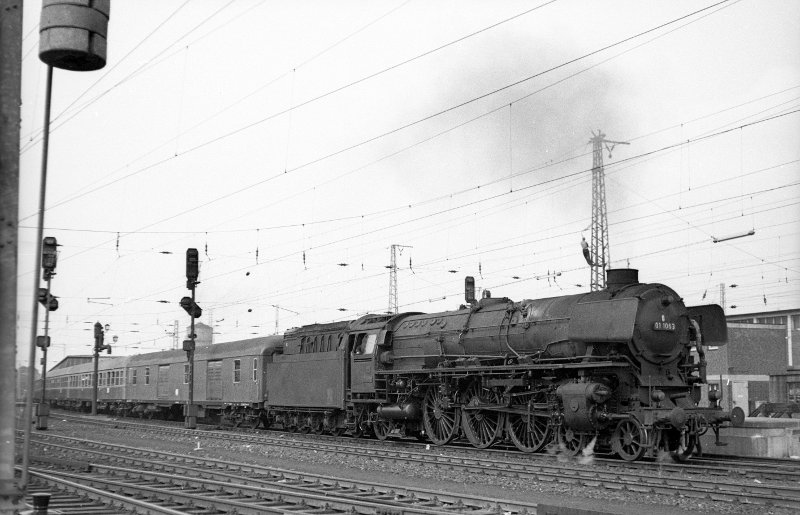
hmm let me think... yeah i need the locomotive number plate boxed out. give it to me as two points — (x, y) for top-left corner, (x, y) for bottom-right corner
(653, 321), (676, 331)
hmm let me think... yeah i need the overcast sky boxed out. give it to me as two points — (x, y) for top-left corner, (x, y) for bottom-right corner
(16, 0), (800, 368)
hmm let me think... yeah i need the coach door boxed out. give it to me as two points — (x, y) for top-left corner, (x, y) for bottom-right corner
(207, 360), (222, 400)
(156, 365), (170, 400)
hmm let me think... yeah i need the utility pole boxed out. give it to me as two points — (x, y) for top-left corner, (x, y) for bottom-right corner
(589, 130), (628, 291)
(272, 305), (299, 335)
(388, 244), (412, 314)
(172, 320), (179, 350)
(0, 2), (22, 509)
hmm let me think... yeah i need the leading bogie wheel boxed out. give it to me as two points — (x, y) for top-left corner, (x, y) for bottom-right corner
(669, 430), (697, 463)
(557, 425), (587, 456)
(373, 419), (392, 441)
(611, 418), (647, 461)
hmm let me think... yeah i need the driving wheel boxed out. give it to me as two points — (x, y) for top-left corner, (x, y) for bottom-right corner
(461, 381), (504, 449)
(506, 394), (551, 453)
(422, 387), (461, 445)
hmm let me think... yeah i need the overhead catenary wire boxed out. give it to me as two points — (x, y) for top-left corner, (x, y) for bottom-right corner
(19, 0), (554, 208)
(20, 0), (727, 224)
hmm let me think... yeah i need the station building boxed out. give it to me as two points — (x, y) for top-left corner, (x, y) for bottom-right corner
(704, 308), (800, 413)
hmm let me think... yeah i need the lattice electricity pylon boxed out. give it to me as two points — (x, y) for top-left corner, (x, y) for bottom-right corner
(589, 130), (628, 291)
(388, 244), (412, 314)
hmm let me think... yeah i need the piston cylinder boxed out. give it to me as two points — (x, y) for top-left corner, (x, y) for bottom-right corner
(557, 382), (613, 431)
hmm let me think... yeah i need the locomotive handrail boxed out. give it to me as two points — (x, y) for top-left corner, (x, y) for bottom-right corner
(500, 305), (521, 358)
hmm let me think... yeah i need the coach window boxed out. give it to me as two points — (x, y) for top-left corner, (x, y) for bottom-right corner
(253, 358), (258, 381)
(145, 367), (150, 385)
(132, 369), (137, 385)
(184, 364), (189, 384)
(233, 359), (241, 383)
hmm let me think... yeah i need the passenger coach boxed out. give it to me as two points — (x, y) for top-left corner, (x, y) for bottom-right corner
(42, 336), (283, 426)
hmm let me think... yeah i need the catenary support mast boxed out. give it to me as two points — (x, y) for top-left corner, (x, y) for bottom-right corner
(589, 131), (628, 291)
(388, 244), (412, 314)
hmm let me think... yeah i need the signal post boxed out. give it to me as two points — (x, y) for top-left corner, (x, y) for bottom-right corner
(91, 322), (111, 415)
(35, 237), (59, 430)
(181, 248), (202, 429)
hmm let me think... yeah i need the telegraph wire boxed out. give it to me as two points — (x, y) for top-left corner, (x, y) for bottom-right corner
(20, 1), (195, 149)
(21, 0), (722, 224)
(19, 110), (799, 296)
(19, 0), (555, 206)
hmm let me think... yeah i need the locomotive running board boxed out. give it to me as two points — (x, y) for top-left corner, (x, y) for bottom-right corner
(376, 360), (630, 376)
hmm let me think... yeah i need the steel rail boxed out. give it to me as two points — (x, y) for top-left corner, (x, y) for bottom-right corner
(26, 436), (532, 514)
(21, 467), (185, 515)
(26, 429), (800, 511)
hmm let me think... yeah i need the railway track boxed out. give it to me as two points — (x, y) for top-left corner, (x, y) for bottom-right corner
(56, 412), (800, 484)
(25, 433), (534, 514)
(21, 470), (185, 514)
(26, 414), (800, 512)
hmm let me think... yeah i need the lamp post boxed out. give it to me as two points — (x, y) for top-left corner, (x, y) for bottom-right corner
(21, 0), (111, 491)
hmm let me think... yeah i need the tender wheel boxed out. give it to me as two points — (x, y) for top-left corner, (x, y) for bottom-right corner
(461, 381), (504, 449)
(422, 387), (461, 445)
(373, 419), (392, 441)
(330, 427), (345, 437)
(557, 425), (587, 456)
(611, 419), (647, 461)
(506, 394), (551, 453)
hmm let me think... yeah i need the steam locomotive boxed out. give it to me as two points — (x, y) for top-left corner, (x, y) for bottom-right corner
(42, 269), (743, 461)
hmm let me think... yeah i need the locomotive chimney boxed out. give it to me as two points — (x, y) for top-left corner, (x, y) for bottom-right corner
(606, 268), (639, 292)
